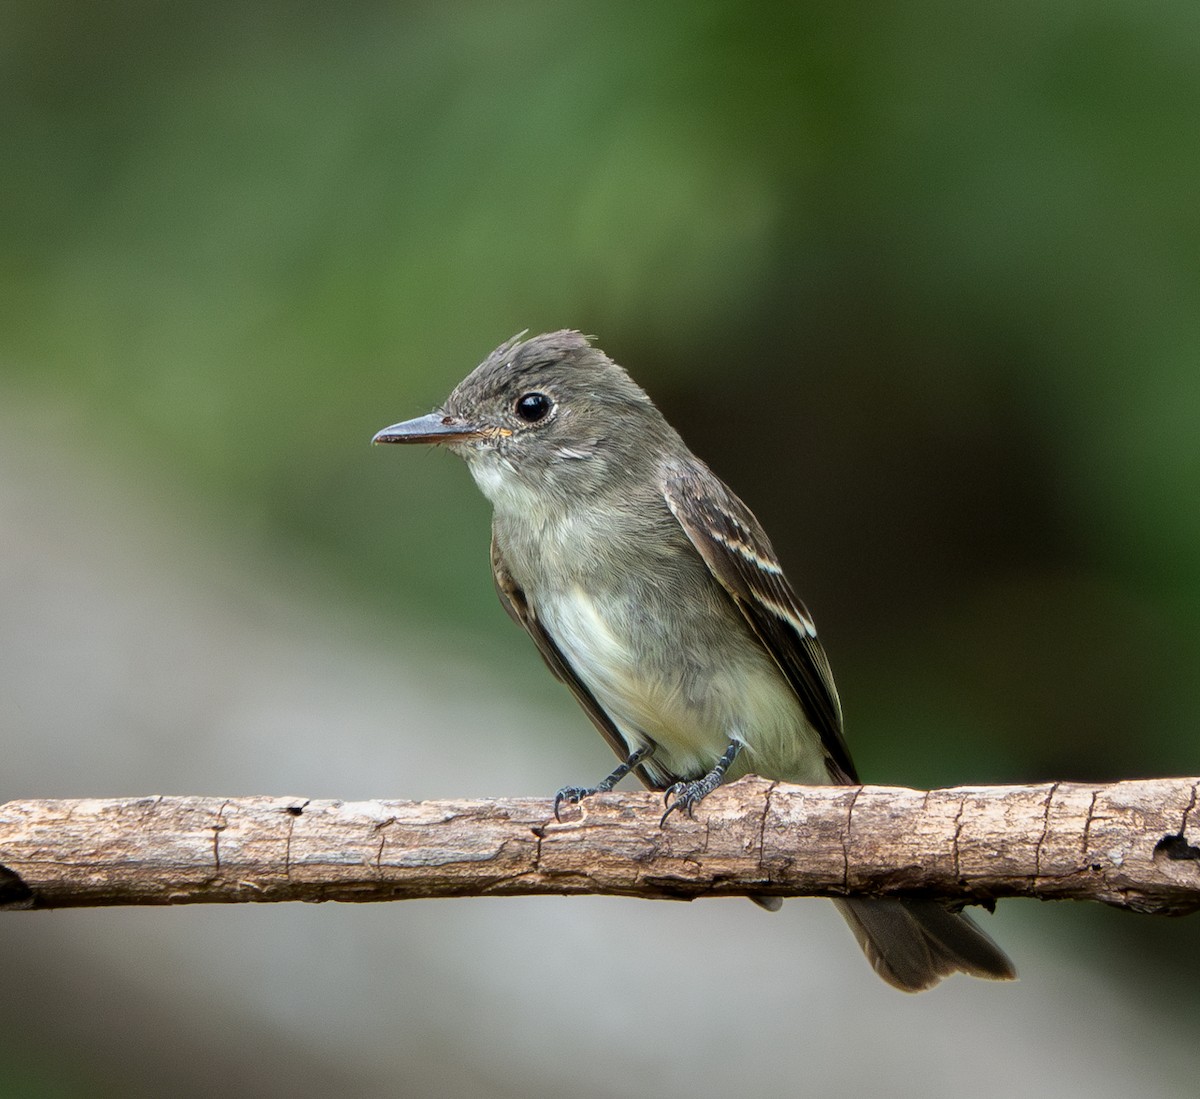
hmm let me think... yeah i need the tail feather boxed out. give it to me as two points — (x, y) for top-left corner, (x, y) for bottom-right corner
(833, 898), (1017, 992)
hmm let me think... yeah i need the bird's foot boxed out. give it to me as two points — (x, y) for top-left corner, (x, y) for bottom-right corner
(553, 745), (655, 821)
(660, 775), (723, 824)
(553, 784), (602, 821)
(660, 738), (743, 825)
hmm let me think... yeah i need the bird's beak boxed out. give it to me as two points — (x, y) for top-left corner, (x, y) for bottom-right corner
(371, 412), (487, 446)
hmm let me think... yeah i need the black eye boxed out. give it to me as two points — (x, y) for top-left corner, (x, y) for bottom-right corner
(514, 392), (553, 423)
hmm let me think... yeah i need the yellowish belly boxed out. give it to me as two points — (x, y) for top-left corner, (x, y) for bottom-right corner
(540, 584), (829, 785)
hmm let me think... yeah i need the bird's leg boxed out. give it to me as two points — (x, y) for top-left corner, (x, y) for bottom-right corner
(661, 739), (743, 825)
(554, 744), (654, 821)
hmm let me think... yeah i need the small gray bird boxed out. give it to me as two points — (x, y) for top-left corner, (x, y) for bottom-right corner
(373, 330), (1015, 992)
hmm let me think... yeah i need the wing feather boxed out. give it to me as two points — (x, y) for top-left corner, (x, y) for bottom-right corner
(662, 466), (858, 784)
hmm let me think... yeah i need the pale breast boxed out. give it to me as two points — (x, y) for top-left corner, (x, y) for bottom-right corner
(537, 583), (830, 785)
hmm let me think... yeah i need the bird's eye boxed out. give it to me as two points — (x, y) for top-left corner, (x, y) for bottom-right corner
(514, 392), (553, 423)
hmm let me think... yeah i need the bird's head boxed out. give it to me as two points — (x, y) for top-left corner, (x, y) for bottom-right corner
(373, 331), (675, 512)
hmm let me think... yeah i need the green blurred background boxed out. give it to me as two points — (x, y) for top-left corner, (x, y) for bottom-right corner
(2, 2), (1198, 1096)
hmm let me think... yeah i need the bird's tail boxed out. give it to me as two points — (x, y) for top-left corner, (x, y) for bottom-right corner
(832, 897), (1016, 992)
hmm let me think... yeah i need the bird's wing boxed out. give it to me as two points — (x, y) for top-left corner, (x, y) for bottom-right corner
(662, 465), (858, 784)
(490, 531), (659, 787)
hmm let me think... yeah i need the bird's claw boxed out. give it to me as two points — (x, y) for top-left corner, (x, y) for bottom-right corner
(661, 780), (709, 825)
(553, 785), (596, 821)
(660, 739), (741, 825)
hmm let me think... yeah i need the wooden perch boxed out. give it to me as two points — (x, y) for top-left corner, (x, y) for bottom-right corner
(1, 778), (1197, 914)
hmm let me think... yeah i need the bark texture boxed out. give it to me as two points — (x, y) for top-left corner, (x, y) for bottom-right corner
(1, 778), (1197, 914)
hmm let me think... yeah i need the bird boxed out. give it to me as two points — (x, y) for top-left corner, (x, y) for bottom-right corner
(372, 330), (1015, 992)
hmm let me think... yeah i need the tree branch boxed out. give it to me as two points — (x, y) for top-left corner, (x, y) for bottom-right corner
(2, 778), (1198, 914)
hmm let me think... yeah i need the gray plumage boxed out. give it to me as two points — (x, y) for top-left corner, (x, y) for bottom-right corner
(374, 330), (1016, 992)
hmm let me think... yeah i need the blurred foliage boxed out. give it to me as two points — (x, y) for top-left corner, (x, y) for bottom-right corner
(4, 0), (1198, 770)
(0, 1045), (94, 1099)
(2, 3), (1200, 1088)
